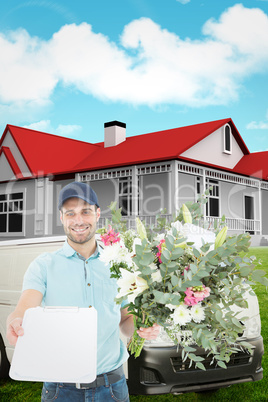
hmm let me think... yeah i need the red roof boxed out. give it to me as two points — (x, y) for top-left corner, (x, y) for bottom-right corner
(76, 118), (249, 172)
(234, 152), (268, 180)
(0, 125), (100, 177)
(0, 118), (253, 179)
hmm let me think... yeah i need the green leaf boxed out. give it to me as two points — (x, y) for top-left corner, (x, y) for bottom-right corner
(196, 270), (210, 278)
(196, 362), (206, 371)
(188, 353), (204, 362)
(139, 266), (153, 275)
(240, 266), (252, 277)
(190, 264), (197, 274)
(138, 253), (155, 266)
(153, 290), (172, 304)
(171, 247), (184, 259)
(215, 310), (223, 321)
(193, 248), (200, 259)
(167, 261), (178, 269)
(252, 269), (268, 285)
(171, 275), (179, 287)
(136, 217), (147, 240)
(165, 235), (174, 251)
(231, 317), (243, 328)
(161, 249), (171, 263)
(183, 346), (197, 352)
(217, 361), (227, 369)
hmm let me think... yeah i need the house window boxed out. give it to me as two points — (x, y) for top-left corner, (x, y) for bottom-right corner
(206, 180), (220, 217)
(196, 177), (201, 196)
(119, 178), (132, 216)
(223, 124), (232, 154)
(0, 192), (24, 234)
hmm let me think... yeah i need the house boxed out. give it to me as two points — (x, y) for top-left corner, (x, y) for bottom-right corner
(0, 118), (268, 245)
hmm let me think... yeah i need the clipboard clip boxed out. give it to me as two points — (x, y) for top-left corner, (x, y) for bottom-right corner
(43, 306), (79, 313)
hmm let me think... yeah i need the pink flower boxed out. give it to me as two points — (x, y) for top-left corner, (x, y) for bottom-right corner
(184, 295), (198, 306)
(194, 287), (210, 301)
(156, 239), (165, 263)
(184, 285), (210, 306)
(101, 225), (121, 246)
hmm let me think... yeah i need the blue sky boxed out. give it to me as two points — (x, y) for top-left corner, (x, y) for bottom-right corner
(0, 0), (267, 152)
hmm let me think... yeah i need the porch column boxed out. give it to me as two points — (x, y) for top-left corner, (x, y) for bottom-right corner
(202, 169), (206, 219)
(170, 160), (179, 215)
(132, 166), (139, 217)
(44, 178), (53, 235)
(259, 182), (262, 235)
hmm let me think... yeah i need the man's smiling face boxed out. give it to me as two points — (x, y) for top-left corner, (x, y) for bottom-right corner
(60, 197), (100, 246)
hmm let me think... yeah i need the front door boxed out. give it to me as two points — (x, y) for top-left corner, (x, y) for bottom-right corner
(244, 195), (254, 234)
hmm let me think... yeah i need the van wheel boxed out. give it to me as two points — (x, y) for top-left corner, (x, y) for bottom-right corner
(0, 335), (10, 379)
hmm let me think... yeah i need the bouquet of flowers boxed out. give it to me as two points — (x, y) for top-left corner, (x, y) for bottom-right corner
(98, 197), (268, 370)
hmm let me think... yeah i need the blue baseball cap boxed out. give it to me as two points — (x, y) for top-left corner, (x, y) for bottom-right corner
(58, 181), (99, 210)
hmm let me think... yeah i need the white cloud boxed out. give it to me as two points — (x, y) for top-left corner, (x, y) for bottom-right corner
(176, 0), (190, 4)
(246, 121), (268, 130)
(246, 109), (268, 129)
(23, 120), (82, 136)
(0, 29), (57, 103)
(0, 4), (267, 108)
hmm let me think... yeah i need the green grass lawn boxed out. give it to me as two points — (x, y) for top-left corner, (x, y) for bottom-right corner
(1, 247), (267, 401)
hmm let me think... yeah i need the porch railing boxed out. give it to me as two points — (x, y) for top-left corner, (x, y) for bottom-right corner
(204, 217), (261, 234)
(98, 215), (261, 234)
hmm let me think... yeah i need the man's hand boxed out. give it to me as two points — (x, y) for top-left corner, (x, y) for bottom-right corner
(6, 317), (24, 346)
(6, 289), (43, 346)
(137, 323), (160, 340)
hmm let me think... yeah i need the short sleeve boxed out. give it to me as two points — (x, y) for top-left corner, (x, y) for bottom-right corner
(22, 253), (48, 296)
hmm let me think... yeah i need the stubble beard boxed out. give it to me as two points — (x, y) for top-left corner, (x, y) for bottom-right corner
(65, 224), (96, 245)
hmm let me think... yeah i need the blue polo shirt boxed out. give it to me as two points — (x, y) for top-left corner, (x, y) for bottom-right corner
(22, 240), (129, 375)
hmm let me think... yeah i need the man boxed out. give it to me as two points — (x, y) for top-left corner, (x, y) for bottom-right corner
(6, 181), (160, 402)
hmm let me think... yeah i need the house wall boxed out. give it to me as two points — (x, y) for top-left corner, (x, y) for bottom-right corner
(140, 173), (169, 215)
(177, 172), (196, 209)
(222, 182), (260, 220)
(89, 179), (116, 216)
(181, 126), (244, 169)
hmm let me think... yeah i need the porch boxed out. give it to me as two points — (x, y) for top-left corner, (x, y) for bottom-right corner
(98, 215), (261, 235)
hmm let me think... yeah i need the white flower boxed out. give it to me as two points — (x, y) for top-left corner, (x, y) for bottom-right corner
(171, 304), (192, 326)
(151, 269), (162, 283)
(99, 242), (133, 267)
(116, 268), (149, 303)
(190, 304), (206, 323)
(171, 222), (215, 251)
(155, 233), (165, 242)
(99, 242), (123, 265)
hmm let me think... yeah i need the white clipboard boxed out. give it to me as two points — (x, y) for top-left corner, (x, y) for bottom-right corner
(10, 306), (97, 383)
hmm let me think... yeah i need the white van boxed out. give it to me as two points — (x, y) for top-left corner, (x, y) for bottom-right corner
(0, 237), (264, 395)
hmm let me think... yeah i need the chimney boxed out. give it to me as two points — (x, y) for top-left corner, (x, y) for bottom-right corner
(104, 121), (126, 148)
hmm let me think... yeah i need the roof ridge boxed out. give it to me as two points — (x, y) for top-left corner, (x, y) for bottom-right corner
(6, 124), (101, 147)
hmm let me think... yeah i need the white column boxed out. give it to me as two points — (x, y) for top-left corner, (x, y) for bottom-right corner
(35, 178), (44, 235)
(44, 178), (53, 235)
(170, 160), (179, 215)
(203, 169), (206, 219)
(132, 166), (139, 217)
(259, 181), (262, 235)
